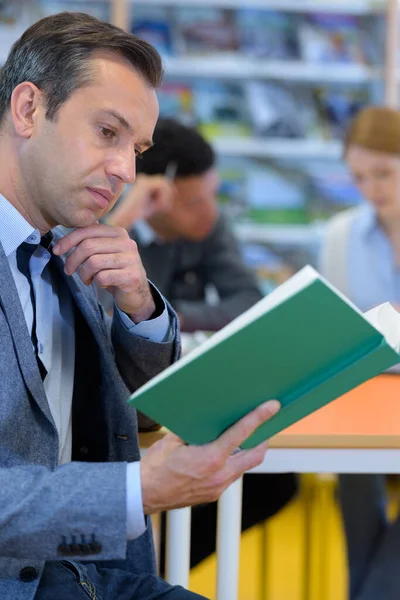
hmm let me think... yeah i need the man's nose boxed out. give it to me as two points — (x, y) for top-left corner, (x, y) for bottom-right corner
(108, 149), (136, 185)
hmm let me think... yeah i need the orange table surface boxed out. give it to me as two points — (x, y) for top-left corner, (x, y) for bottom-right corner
(269, 374), (400, 449)
(139, 374), (400, 451)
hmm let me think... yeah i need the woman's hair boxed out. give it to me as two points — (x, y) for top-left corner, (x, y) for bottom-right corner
(344, 106), (400, 156)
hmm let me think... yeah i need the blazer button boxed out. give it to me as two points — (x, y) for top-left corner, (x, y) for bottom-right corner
(19, 567), (38, 582)
(70, 544), (82, 556)
(79, 543), (92, 556)
(89, 542), (102, 554)
(57, 543), (72, 556)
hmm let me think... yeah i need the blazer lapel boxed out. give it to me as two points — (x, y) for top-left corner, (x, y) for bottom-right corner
(0, 245), (55, 426)
(50, 251), (111, 355)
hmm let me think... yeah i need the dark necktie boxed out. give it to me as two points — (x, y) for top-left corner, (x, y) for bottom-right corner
(16, 232), (53, 380)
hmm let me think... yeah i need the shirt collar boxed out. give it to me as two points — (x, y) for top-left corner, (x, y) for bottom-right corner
(0, 193), (41, 256)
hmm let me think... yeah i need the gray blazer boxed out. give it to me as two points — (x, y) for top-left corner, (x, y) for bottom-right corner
(131, 215), (263, 332)
(0, 228), (180, 599)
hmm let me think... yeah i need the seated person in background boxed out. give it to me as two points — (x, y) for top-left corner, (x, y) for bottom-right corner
(104, 117), (298, 568)
(106, 117), (262, 332)
(320, 105), (400, 600)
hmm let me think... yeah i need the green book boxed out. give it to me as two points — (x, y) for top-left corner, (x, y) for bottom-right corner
(128, 266), (400, 449)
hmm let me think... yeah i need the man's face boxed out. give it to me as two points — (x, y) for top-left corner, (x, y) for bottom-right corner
(19, 51), (159, 230)
(163, 168), (220, 241)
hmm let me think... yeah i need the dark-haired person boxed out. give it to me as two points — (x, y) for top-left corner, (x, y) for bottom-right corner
(106, 118), (264, 331)
(0, 11), (282, 600)
(105, 118), (298, 568)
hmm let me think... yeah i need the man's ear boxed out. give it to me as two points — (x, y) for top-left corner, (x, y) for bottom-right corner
(10, 82), (44, 138)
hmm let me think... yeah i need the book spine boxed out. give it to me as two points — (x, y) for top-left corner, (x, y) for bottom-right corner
(251, 339), (398, 445)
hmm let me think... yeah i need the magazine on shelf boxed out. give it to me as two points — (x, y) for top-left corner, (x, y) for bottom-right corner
(193, 81), (251, 139)
(175, 7), (238, 56)
(237, 8), (299, 60)
(130, 6), (174, 57)
(298, 12), (371, 65)
(244, 81), (320, 139)
(158, 82), (195, 126)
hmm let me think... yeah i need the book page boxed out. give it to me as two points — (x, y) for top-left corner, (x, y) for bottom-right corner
(364, 303), (400, 352)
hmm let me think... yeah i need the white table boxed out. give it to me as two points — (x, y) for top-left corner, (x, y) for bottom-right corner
(140, 374), (400, 600)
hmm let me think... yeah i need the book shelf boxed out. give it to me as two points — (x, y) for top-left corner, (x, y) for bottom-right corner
(125, 0), (397, 285)
(0, 0), (398, 286)
(128, 0), (386, 14)
(164, 56), (378, 82)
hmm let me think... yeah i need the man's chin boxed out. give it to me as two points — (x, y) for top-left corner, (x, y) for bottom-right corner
(61, 209), (100, 229)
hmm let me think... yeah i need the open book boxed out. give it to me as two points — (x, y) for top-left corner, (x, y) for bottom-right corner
(128, 266), (400, 448)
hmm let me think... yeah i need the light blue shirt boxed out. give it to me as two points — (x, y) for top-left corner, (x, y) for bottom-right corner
(348, 205), (400, 311)
(0, 194), (170, 540)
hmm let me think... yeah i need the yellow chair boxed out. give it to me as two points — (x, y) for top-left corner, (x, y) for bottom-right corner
(190, 474), (348, 600)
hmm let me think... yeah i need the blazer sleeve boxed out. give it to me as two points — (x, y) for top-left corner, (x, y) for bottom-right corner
(109, 292), (181, 393)
(173, 216), (263, 332)
(0, 461), (129, 560)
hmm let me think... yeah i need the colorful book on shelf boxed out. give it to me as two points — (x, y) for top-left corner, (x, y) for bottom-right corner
(237, 9), (299, 60)
(39, 1), (109, 21)
(313, 86), (369, 139)
(298, 13), (370, 65)
(175, 7), (238, 55)
(194, 81), (251, 139)
(217, 157), (248, 220)
(244, 81), (320, 139)
(0, 1), (42, 52)
(217, 158), (309, 225)
(0, 3), (18, 25)
(244, 164), (308, 224)
(158, 83), (194, 125)
(302, 159), (363, 219)
(130, 7), (173, 57)
(128, 266), (400, 448)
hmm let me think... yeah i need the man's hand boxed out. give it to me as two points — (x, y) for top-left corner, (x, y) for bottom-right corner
(140, 399), (280, 514)
(53, 224), (155, 322)
(107, 174), (174, 229)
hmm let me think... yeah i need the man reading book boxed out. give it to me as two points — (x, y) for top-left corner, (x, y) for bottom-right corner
(0, 12), (283, 600)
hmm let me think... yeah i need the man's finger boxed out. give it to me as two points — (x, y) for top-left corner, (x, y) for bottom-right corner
(64, 238), (135, 275)
(53, 224), (120, 256)
(214, 400), (280, 458)
(227, 439), (270, 474)
(78, 254), (134, 284)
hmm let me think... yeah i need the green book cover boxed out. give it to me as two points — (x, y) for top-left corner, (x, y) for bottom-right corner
(128, 266), (400, 448)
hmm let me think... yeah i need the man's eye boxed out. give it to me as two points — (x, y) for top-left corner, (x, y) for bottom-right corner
(135, 147), (143, 160)
(100, 127), (115, 139)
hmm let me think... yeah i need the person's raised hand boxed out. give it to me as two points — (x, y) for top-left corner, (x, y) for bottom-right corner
(53, 223), (155, 322)
(107, 174), (174, 229)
